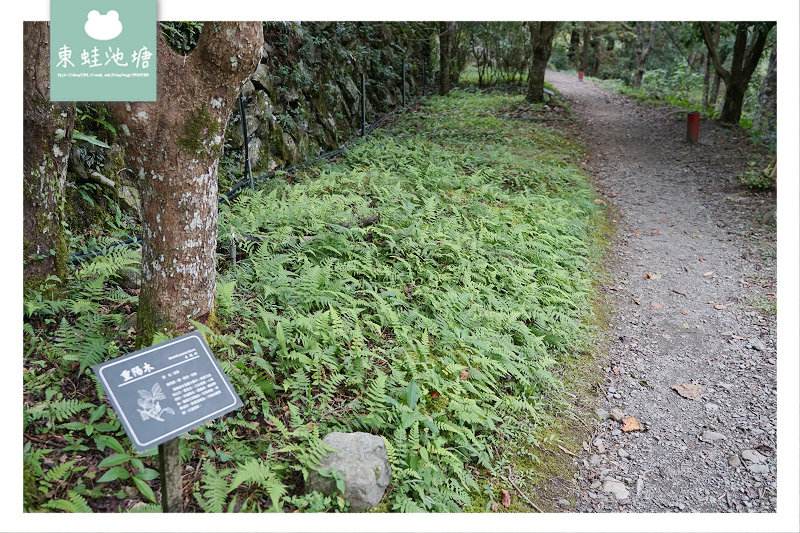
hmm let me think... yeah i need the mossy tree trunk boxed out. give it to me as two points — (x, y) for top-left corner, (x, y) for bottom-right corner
(526, 22), (558, 104)
(108, 22), (264, 347)
(23, 21), (75, 290)
(438, 21), (455, 96)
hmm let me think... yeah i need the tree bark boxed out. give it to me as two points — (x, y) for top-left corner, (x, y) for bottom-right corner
(108, 22), (264, 346)
(754, 44), (777, 141)
(700, 21), (775, 125)
(526, 22), (558, 103)
(439, 21), (455, 95)
(633, 22), (656, 89)
(23, 21), (75, 290)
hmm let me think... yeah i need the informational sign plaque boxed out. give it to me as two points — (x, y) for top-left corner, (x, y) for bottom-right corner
(93, 331), (242, 453)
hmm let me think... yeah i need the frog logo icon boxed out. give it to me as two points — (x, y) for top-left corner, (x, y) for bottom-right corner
(84, 10), (123, 41)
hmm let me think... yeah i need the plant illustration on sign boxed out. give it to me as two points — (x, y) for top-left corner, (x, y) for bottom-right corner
(137, 383), (174, 422)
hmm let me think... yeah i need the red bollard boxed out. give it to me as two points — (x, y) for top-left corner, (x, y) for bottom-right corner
(578, 71), (584, 81)
(686, 111), (700, 143)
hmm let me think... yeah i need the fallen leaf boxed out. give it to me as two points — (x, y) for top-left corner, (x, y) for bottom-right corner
(651, 302), (663, 308)
(698, 258), (708, 262)
(702, 271), (713, 277)
(491, 501), (499, 512)
(672, 382), (704, 401)
(460, 369), (469, 380)
(714, 304), (726, 310)
(645, 273), (662, 280)
(501, 489), (511, 508)
(692, 234), (702, 238)
(429, 391), (440, 399)
(682, 322), (690, 328)
(557, 444), (578, 457)
(651, 230), (659, 235)
(620, 417), (641, 432)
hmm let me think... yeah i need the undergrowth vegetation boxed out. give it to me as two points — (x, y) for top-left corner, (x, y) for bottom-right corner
(23, 88), (604, 513)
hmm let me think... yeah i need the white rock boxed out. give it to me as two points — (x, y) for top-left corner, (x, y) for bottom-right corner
(601, 477), (630, 500)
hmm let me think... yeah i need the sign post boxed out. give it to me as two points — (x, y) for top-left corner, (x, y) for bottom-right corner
(93, 331), (242, 512)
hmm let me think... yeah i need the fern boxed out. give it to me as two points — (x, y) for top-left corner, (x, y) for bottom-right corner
(41, 490), (93, 513)
(193, 462), (234, 513)
(229, 458), (286, 511)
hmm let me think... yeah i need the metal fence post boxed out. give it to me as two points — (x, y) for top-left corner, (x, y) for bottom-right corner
(402, 58), (406, 107)
(361, 72), (366, 137)
(238, 92), (254, 190)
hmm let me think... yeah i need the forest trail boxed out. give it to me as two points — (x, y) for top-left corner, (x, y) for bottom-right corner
(546, 70), (778, 513)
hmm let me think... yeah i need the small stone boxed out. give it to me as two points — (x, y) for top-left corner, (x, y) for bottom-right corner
(701, 430), (727, 442)
(748, 338), (765, 351)
(590, 481), (602, 489)
(601, 477), (630, 500)
(608, 387), (617, 393)
(558, 499), (571, 507)
(595, 408), (610, 420)
(610, 408), (625, 421)
(705, 403), (721, 411)
(741, 449), (767, 464)
(746, 464), (770, 474)
(618, 448), (631, 459)
(590, 454), (604, 466)
(728, 455), (741, 467)
(611, 429), (622, 436)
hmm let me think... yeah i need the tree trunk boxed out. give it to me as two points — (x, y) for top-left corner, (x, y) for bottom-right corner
(701, 21), (775, 125)
(754, 44), (777, 141)
(633, 22), (656, 89)
(23, 21), (75, 290)
(568, 25), (581, 68)
(526, 22), (558, 103)
(108, 22), (264, 346)
(439, 21), (455, 95)
(580, 27), (591, 73)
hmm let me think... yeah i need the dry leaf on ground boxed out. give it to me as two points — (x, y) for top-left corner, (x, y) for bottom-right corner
(651, 301), (663, 308)
(672, 381), (704, 401)
(459, 368), (469, 380)
(501, 489), (511, 508)
(621, 417), (641, 432)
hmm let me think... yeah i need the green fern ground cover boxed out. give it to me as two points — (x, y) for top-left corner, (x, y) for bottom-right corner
(23, 88), (605, 513)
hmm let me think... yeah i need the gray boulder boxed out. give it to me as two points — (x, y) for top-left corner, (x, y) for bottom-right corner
(305, 432), (391, 512)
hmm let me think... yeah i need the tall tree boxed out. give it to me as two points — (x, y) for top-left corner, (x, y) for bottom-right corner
(23, 21), (75, 290)
(700, 21), (775, 125)
(526, 22), (559, 103)
(754, 44), (777, 142)
(108, 22), (264, 346)
(438, 21), (456, 95)
(633, 22), (656, 89)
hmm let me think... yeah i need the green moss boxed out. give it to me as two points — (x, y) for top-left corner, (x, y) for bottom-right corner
(178, 103), (222, 157)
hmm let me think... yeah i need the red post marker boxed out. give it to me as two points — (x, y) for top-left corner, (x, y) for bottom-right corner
(686, 111), (700, 143)
(578, 71), (584, 81)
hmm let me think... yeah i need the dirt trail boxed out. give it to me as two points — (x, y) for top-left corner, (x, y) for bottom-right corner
(545, 70), (778, 513)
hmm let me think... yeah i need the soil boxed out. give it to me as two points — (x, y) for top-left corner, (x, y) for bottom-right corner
(544, 70), (779, 514)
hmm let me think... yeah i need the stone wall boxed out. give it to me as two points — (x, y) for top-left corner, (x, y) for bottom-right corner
(224, 21), (437, 174)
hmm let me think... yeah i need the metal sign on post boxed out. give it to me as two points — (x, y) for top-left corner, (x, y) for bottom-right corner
(93, 331), (242, 454)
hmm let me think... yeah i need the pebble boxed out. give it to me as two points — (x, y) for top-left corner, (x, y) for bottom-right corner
(610, 408), (625, 421)
(601, 477), (630, 500)
(746, 464), (770, 474)
(741, 449), (767, 464)
(701, 430), (727, 442)
(558, 499), (571, 507)
(618, 448), (631, 459)
(728, 455), (742, 467)
(595, 408), (610, 420)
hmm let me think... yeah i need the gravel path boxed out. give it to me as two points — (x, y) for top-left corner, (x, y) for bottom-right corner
(545, 70), (780, 516)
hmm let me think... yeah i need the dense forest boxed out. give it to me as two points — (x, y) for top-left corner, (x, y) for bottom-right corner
(23, 21), (777, 514)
